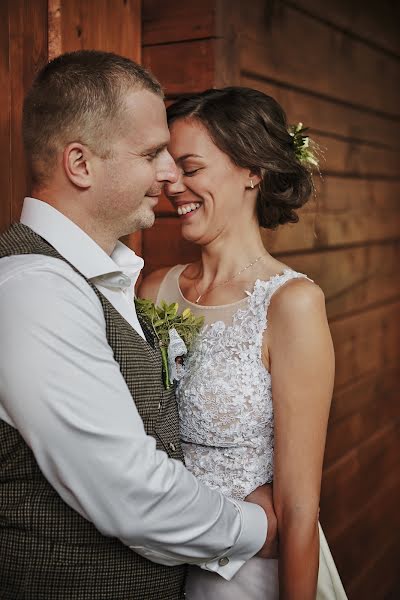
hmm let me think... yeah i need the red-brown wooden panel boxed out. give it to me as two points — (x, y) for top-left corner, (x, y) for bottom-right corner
(330, 300), (400, 389)
(348, 537), (400, 600)
(242, 75), (400, 150)
(240, 1), (400, 116)
(9, 0), (48, 222)
(54, 0), (141, 62)
(292, 0), (400, 57)
(324, 367), (399, 467)
(0, 1), (11, 234)
(143, 0), (216, 45)
(326, 465), (400, 591)
(321, 423), (400, 537)
(142, 39), (216, 95)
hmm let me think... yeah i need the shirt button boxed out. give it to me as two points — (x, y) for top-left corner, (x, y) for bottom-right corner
(168, 442), (176, 452)
(218, 557), (230, 566)
(158, 401), (162, 410)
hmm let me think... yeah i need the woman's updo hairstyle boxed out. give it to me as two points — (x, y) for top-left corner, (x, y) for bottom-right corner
(167, 87), (313, 229)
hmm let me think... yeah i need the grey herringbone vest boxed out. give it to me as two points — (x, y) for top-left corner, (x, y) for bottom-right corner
(0, 223), (186, 600)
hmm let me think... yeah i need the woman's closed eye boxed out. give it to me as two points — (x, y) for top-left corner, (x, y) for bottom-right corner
(183, 168), (201, 176)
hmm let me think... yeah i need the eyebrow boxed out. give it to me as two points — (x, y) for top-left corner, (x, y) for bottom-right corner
(177, 153), (203, 162)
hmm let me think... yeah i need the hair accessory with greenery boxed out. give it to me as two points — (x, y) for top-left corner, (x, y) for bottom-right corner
(288, 123), (320, 169)
(135, 298), (204, 389)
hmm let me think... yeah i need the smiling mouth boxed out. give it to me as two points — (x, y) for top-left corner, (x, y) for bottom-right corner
(176, 202), (201, 216)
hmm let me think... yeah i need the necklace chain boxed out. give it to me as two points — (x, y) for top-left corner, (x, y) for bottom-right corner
(194, 253), (267, 304)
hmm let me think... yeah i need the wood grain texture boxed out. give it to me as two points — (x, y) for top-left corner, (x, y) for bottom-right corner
(0, 0), (11, 233)
(57, 0), (141, 61)
(240, 0), (400, 117)
(141, 3), (400, 595)
(143, 0), (216, 45)
(288, 0), (400, 57)
(143, 39), (216, 95)
(241, 75), (400, 150)
(9, 0), (48, 222)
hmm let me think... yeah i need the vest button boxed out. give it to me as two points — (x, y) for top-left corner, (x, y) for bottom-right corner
(218, 556), (230, 566)
(168, 442), (176, 452)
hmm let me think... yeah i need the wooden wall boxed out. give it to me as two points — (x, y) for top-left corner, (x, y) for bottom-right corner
(0, 0), (141, 253)
(143, 1), (400, 598)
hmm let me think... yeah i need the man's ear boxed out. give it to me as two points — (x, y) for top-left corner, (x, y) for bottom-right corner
(63, 142), (93, 189)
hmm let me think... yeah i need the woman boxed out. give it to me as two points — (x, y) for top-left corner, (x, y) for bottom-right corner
(139, 87), (346, 599)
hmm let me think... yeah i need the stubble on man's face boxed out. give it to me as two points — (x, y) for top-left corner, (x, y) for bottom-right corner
(93, 89), (171, 239)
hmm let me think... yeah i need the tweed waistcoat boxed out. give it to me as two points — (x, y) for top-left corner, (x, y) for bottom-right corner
(0, 223), (186, 600)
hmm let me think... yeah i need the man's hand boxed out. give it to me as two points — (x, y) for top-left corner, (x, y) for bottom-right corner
(245, 483), (278, 558)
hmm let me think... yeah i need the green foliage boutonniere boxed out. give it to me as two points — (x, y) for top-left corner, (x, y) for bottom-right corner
(135, 298), (204, 389)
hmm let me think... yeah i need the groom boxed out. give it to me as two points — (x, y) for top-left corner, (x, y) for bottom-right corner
(0, 51), (276, 599)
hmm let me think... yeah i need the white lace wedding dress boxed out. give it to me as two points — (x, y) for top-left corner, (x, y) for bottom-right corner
(156, 265), (347, 600)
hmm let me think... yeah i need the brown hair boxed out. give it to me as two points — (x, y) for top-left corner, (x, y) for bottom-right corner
(23, 50), (163, 186)
(167, 87), (313, 229)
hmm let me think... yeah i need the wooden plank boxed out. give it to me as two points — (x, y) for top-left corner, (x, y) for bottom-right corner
(329, 367), (400, 425)
(58, 0), (141, 62)
(290, 0), (400, 57)
(326, 471), (400, 589)
(143, 0), (216, 45)
(142, 39), (216, 95)
(0, 0), (11, 233)
(239, 0), (400, 116)
(330, 300), (400, 389)
(313, 134), (400, 177)
(285, 241), (400, 320)
(263, 178), (400, 254)
(321, 423), (400, 539)
(241, 75), (400, 150)
(9, 0), (49, 222)
(324, 368), (400, 467)
(348, 538), (400, 600)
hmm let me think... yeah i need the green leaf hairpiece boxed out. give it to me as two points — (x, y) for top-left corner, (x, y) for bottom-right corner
(288, 122), (320, 169)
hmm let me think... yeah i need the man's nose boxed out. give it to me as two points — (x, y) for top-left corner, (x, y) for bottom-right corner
(164, 171), (186, 198)
(156, 150), (179, 184)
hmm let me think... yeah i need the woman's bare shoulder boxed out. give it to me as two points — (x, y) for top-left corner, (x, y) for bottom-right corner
(137, 267), (172, 302)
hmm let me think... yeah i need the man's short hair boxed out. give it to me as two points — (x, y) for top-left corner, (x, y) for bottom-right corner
(23, 50), (163, 186)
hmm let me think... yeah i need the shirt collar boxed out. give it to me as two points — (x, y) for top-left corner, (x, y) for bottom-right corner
(20, 197), (144, 288)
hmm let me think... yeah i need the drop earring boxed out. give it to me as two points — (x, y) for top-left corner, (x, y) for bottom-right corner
(250, 179), (254, 189)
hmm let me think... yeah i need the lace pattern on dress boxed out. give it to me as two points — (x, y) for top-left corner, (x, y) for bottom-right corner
(176, 269), (310, 500)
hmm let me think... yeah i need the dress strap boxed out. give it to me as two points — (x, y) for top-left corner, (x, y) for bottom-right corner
(244, 270), (313, 345)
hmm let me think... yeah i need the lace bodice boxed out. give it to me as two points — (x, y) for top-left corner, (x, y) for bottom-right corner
(157, 266), (310, 500)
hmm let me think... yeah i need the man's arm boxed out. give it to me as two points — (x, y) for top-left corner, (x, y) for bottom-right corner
(0, 256), (268, 580)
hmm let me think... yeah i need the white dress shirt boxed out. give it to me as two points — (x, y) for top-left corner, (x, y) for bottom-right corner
(0, 197), (268, 580)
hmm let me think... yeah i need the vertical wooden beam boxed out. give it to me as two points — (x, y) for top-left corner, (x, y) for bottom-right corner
(9, 0), (48, 222)
(0, 0), (11, 233)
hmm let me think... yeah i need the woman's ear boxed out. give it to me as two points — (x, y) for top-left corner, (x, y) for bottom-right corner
(246, 170), (262, 189)
(63, 142), (93, 189)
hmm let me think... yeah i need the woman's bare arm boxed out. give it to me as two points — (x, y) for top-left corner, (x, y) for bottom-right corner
(265, 278), (334, 600)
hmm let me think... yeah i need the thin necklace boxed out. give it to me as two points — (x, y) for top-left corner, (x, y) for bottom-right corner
(193, 253), (267, 304)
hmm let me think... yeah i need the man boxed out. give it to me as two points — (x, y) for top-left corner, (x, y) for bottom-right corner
(0, 51), (275, 599)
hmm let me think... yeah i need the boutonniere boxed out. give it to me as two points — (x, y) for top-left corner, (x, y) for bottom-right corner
(135, 298), (204, 389)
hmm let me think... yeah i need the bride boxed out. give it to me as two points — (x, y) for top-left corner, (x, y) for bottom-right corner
(139, 87), (347, 599)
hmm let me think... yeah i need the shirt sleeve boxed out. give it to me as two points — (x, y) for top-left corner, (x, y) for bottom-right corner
(0, 258), (268, 580)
